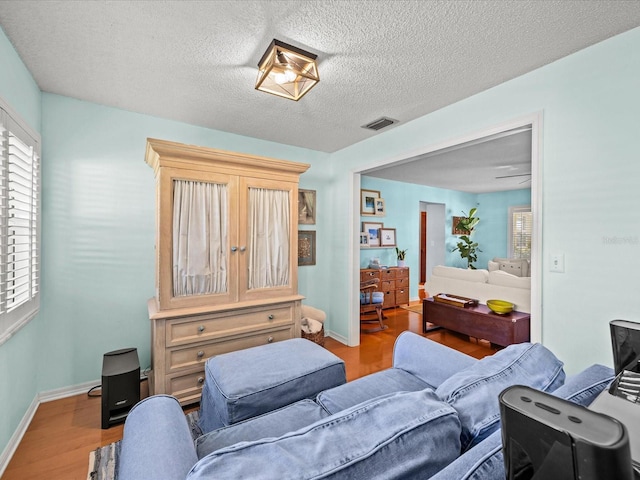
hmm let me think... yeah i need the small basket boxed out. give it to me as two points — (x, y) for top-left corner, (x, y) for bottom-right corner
(301, 324), (325, 347)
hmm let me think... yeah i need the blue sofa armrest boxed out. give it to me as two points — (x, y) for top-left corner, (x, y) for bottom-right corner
(392, 331), (477, 387)
(119, 395), (198, 480)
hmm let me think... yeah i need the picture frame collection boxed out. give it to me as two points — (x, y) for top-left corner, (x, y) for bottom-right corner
(360, 189), (397, 249)
(298, 187), (400, 259)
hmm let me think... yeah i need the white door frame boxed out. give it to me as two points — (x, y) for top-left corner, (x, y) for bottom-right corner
(348, 112), (543, 346)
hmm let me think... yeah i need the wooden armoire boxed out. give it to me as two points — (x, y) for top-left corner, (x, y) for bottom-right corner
(145, 138), (309, 405)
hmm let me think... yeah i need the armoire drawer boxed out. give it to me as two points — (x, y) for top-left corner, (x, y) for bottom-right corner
(168, 370), (206, 404)
(396, 277), (409, 289)
(166, 325), (294, 372)
(166, 306), (293, 347)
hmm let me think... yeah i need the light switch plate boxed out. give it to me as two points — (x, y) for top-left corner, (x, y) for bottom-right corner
(550, 254), (565, 273)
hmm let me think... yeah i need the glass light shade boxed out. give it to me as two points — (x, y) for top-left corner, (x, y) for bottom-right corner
(255, 39), (319, 101)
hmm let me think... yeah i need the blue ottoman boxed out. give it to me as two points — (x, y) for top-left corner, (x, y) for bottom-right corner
(199, 338), (346, 433)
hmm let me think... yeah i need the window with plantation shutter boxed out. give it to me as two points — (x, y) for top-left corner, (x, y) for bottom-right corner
(508, 206), (532, 260)
(0, 103), (40, 346)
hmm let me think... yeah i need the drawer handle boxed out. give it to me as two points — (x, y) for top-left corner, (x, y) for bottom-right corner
(268, 314), (274, 320)
(198, 325), (205, 333)
(197, 376), (204, 385)
(231, 246), (238, 252)
(197, 350), (204, 358)
(267, 336), (274, 343)
(240, 246), (246, 252)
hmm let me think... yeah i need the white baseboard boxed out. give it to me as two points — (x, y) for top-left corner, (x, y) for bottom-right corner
(38, 379), (100, 403)
(0, 378), (100, 477)
(326, 329), (348, 345)
(0, 395), (38, 478)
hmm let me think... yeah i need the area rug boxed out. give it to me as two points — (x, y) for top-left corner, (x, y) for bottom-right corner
(400, 303), (423, 314)
(400, 303), (443, 331)
(87, 410), (200, 480)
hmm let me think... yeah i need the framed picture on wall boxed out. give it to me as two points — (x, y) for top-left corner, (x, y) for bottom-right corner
(360, 232), (369, 247)
(360, 189), (380, 216)
(362, 221), (383, 247)
(379, 228), (397, 247)
(374, 198), (386, 216)
(452, 216), (470, 235)
(298, 189), (316, 225)
(298, 230), (316, 266)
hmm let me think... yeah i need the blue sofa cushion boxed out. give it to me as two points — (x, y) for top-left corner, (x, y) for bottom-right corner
(393, 332), (477, 387)
(435, 342), (565, 451)
(316, 368), (431, 414)
(187, 390), (461, 480)
(360, 291), (384, 304)
(196, 399), (329, 457)
(199, 338), (346, 432)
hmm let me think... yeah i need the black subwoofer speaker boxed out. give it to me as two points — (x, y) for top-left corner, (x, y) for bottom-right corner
(101, 347), (140, 429)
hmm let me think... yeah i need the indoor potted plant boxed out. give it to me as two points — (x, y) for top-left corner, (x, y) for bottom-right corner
(395, 247), (407, 268)
(452, 208), (481, 269)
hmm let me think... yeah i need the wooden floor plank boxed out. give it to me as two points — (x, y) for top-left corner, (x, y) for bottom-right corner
(2, 304), (496, 480)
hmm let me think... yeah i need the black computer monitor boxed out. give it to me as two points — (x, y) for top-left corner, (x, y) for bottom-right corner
(610, 320), (640, 375)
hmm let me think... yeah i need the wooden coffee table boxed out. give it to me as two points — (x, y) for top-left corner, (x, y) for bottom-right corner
(422, 297), (530, 347)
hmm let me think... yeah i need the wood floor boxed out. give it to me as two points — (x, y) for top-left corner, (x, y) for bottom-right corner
(2, 303), (497, 480)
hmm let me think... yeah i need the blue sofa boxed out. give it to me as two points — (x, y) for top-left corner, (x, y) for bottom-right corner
(119, 332), (615, 479)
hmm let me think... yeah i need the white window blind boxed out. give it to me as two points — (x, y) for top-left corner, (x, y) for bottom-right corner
(0, 104), (40, 346)
(508, 206), (532, 260)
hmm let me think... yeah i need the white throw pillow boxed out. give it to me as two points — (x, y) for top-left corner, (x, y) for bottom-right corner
(493, 258), (530, 277)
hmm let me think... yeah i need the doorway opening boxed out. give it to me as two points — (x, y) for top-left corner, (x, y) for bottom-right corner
(352, 113), (542, 346)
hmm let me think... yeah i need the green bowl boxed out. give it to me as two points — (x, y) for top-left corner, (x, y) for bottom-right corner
(486, 299), (514, 315)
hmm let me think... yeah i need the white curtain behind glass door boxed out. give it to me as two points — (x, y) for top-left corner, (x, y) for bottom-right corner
(248, 187), (290, 289)
(172, 180), (228, 296)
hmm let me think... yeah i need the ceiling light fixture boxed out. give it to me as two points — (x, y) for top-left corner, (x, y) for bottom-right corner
(255, 39), (319, 101)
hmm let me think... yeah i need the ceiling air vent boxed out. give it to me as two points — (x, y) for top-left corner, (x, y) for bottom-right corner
(362, 117), (398, 131)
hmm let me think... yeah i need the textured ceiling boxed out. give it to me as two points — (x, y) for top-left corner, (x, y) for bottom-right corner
(1, 1), (639, 192)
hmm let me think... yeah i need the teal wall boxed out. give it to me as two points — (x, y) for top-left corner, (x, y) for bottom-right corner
(2, 19), (640, 463)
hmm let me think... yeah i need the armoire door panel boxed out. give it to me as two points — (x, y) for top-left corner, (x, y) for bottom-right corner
(238, 176), (297, 302)
(157, 168), (239, 310)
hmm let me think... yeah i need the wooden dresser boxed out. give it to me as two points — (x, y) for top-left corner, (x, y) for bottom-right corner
(145, 138), (309, 405)
(360, 267), (410, 308)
